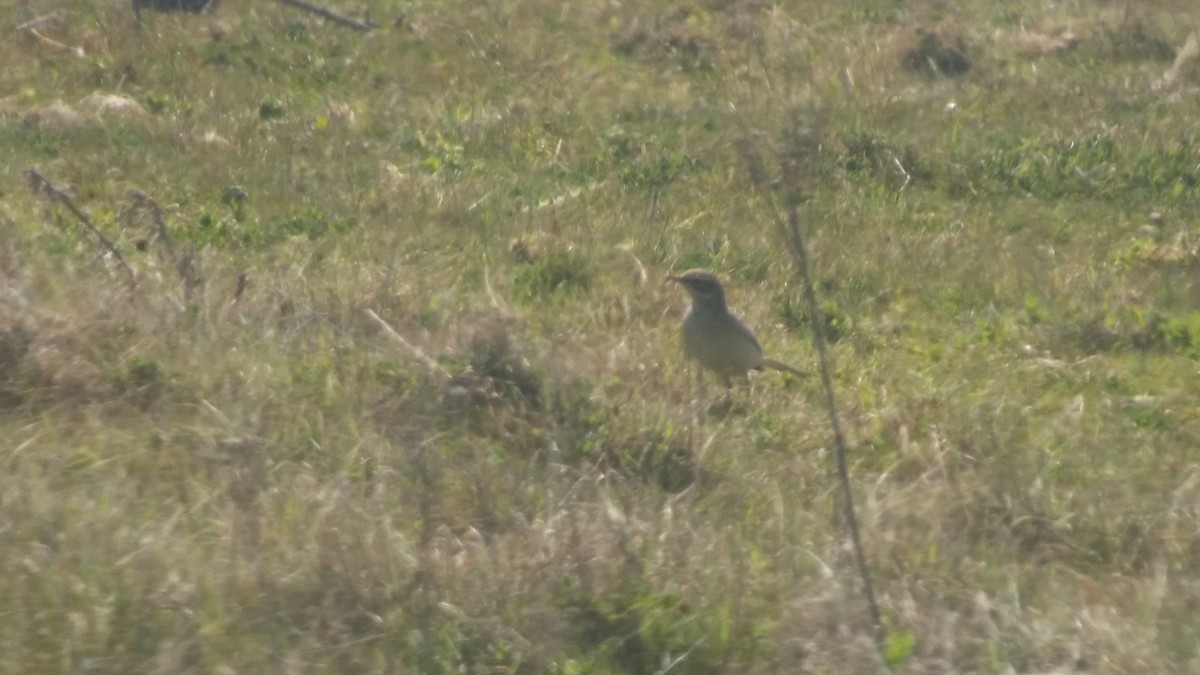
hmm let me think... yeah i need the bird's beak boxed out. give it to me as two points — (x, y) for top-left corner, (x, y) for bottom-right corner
(665, 274), (682, 284)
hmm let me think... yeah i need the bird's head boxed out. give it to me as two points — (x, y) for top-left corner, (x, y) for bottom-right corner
(668, 269), (727, 307)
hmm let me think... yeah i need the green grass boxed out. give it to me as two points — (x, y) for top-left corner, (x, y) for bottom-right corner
(3, 0), (1200, 672)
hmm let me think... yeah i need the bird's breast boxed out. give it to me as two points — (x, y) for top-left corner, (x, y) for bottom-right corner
(681, 307), (764, 374)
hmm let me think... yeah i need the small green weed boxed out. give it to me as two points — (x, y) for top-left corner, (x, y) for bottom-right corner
(511, 246), (592, 301)
(603, 126), (699, 192)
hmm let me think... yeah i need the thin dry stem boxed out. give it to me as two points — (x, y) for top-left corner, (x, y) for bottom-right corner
(124, 188), (202, 302)
(274, 0), (376, 32)
(364, 308), (451, 380)
(740, 133), (886, 652)
(26, 169), (137, 289)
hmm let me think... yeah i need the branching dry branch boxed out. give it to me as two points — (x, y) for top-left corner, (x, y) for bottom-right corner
(25, 169), (137, 289)
(124, 189), (177, 263)
(123, 188), (202, 303)
(739, 133), (886, 652)
(740, 24), (886, 653)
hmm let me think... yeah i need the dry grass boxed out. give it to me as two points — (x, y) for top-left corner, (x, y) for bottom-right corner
(2, 0), (1200, 672)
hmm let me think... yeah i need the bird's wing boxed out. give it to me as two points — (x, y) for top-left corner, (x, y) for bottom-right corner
(730, 314), (762, 352)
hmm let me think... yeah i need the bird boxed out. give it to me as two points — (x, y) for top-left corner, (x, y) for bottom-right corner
(668, 269), (806, 388)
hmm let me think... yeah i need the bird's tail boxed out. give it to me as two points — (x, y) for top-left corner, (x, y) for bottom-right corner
(761, 358), (808, 378)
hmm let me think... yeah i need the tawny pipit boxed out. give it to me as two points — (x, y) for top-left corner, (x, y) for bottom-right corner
(668, 269), (805, 387)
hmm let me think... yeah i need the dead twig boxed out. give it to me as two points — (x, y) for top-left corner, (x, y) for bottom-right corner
(364, 309), (450, 380)
(274, 0), (375, 32)
(1157, 30), (1200, 91)
(233, 271), (249, 306)
(21, 27), (85, 58)
(175, 247), (200, 303)
(16, 12), (68, 31)
(226, 271), (250, 319)
(18, 9), (82, 57)
(26, 169), (137, 289)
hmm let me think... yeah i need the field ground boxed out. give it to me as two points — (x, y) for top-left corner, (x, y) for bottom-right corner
(3, 0), (1200, 672)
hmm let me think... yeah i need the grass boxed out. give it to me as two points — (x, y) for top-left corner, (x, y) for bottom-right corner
(3, 0), (1200, 672)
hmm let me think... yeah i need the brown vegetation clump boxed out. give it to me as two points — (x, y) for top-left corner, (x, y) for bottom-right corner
(894, 26), (972, 77)
(610, 7), (712, 70)
(438, 316), (543, 429)
(465, 319), (542, 409)
(1096, 4), (1177, 61)
(0, 304), (126, 408)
